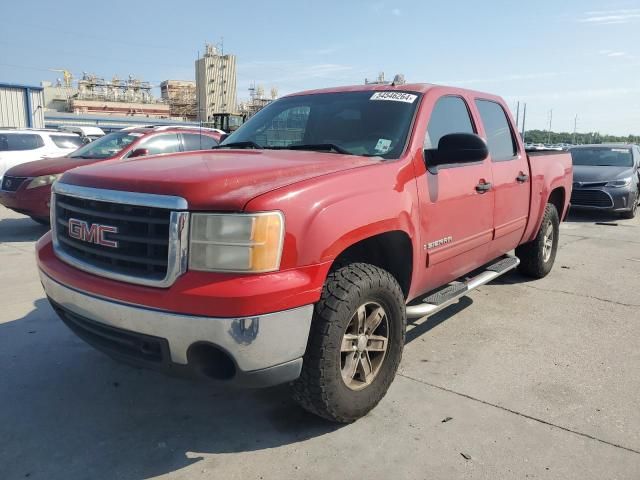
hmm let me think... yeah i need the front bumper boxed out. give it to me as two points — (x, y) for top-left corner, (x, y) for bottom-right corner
(570, 186), (637, 212)
(0, 183), (51, 220)
(40, 270), (314, 387)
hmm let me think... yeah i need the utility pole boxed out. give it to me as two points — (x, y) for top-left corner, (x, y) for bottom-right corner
(521, 103), (527, 143)
(515, 101), (520, 129)
(573, 115), (578, 145)
(547, 109), (553, 144)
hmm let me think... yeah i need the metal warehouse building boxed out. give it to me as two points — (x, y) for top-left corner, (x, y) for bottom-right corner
(0, 83), (45, 129)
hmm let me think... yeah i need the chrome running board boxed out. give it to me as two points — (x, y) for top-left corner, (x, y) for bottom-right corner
(405, 255), (520, 319)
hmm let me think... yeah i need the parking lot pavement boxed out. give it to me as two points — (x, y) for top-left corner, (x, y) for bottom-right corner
(1, 205), (639, 480)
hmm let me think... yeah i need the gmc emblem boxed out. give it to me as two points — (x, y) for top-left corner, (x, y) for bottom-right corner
(68, 218), (119, 248)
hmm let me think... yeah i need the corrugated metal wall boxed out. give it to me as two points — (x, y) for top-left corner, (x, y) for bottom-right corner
(0, 85), (45, 129)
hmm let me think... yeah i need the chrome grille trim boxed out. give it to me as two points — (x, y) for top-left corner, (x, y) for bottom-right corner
(51, 183), (189, 288)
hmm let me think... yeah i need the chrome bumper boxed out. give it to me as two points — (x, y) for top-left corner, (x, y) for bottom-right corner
(40, 271), (314, 382)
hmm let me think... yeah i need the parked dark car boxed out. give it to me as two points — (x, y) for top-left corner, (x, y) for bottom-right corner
(569, 144), (640, 219)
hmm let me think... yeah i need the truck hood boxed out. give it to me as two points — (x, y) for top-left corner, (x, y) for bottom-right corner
(572, 165), (634, 184)
(60, 149), (380, 210)
(6, 156), (100, 177)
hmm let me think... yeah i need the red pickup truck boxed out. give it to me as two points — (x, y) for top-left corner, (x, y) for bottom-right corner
(36, 83), (572, 422)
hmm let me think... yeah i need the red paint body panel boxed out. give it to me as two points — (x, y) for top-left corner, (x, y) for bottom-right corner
(36, 83), (573, 316)
(37, 232), (331, 317)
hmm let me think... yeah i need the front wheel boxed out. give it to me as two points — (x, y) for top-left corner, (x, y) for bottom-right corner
(516, 203), (559, 278)
(291, 263), (406, 423)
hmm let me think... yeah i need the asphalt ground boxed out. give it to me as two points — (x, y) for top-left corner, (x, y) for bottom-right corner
(1, 205), (639, 479)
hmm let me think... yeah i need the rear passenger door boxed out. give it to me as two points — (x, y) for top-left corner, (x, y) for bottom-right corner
(474, 99), (529, 253)
(420, 95), (494, 276)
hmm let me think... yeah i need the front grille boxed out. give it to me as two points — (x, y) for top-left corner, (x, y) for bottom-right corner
(54, 193), (171, 280)
(570, 189), (613, 208)
(50, 299), (168, 364)
(1, 176), (27, 191)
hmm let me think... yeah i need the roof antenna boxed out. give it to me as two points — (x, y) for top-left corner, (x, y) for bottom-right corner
(391, 74), (405, 86)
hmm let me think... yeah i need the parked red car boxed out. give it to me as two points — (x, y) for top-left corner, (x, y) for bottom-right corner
(37, 83), (572, 422)
(0, 126), (223, 223)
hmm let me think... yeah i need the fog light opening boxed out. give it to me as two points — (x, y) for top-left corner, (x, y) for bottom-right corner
(187, 343), (236, 380)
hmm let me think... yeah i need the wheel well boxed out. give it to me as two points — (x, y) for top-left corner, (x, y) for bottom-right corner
(331, 231), (413, 298)
(548, 187), (565, 218)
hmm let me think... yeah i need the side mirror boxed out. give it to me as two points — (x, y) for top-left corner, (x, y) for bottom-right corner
(128, 148), (149, 158)
(217, 133), (230, 145)
(426, 133), (489, 174)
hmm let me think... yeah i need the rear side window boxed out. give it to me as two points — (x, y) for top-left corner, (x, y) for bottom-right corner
(50, 135), (84, 149)
(0, 133), (45, 151)
(425, 96), (475, 149)
(182, 133), (219, 151)
(475, 100), (517, 161)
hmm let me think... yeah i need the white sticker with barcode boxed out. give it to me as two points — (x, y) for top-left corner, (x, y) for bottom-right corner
(370, 92), (417, 103)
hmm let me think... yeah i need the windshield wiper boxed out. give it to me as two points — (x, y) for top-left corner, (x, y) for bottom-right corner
(213, 141), (263, 150)
(276, 143), (353, 155)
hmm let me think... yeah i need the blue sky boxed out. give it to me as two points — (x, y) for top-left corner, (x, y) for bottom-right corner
(1, 0), (639, 135)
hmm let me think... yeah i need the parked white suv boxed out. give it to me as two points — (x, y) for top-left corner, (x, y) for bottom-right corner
(0, 129), (84, 182)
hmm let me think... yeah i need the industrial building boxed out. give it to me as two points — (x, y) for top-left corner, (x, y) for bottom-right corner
(195, 44), (238, 120)
(160, 80), (197, 120)
(0, 83), (45, 129)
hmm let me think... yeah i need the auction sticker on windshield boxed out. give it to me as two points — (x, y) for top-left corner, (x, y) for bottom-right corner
(370, 92), (418, 103)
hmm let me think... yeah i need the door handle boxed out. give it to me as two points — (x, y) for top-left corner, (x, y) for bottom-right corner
(475, 181), (492, 193)
(516, 172), (529, 183)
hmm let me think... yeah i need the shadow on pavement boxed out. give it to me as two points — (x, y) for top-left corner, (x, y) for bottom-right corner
(0, 298), (342, 480)
(405, 296), (473, 344)
(566, 209), (620, 224)
(0, 216), (49, 243)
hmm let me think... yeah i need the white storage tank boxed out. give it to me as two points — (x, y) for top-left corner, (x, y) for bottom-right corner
(0, 83), (45, 129)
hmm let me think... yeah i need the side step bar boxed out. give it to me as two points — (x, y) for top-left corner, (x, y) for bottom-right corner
(405, 255), (520, 319)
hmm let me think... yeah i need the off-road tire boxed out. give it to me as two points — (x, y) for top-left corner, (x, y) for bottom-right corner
(516, 203), (559, 278)
(291, 263), (406, 423)
(619, 191), (638, 219)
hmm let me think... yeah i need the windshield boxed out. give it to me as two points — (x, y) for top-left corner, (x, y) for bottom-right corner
(571, 147), (633, 167)
(69, 131), (140, 159)
(221, 91), (421, 159)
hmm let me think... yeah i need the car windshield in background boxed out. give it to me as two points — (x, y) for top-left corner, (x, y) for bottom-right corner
(571, 147), (633, 167)
(221, 91), (422, 159)
(51, 135), (84, 150)
(69, 131), (139, 159)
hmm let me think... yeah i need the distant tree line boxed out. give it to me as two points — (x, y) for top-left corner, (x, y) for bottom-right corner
(523, 129), (640, 145)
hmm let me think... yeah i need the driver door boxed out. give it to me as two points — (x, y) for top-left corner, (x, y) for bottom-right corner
(417, 95), (495, 291)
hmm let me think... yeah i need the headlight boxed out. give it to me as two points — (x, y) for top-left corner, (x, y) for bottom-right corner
(606, 177), (632, 188)
(189, 212), (284, 273)
(26, 174), (62, 189)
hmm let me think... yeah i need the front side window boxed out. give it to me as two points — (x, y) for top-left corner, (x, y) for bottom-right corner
(222, 91), (421, 159)
(69, 131), (139, 160)
(571, 147), (633, 167)
(425, 96), (475, 149)
(137, 133), (181, 155)
(475, 99), (517, 161)
(50, 135), (84, 150)
(182, 133), (219, 151)
(0, 133), (45, 151)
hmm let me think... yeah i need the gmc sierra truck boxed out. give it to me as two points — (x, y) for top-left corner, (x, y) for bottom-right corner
(36, 83), (573, 422)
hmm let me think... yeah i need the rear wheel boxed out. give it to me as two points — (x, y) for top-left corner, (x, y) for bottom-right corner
(291, 263), (406, 423)
(516, 203), (559, 278)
